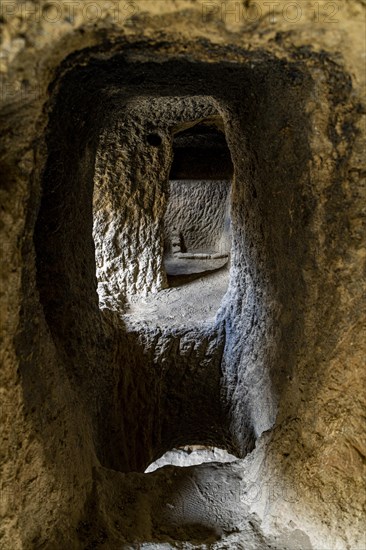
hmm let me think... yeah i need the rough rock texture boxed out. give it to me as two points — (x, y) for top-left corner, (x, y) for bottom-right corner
(93, 97), (221, 309)
(125, 262), (229, 325)
(0, 1), (365, 549)
(164, 179), (231, 255)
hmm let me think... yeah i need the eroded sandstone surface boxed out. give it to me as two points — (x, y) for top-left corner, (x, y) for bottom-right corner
(1, 1), (365, 548)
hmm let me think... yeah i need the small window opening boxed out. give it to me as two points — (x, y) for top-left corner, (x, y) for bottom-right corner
(146, 132), (162, 146)
(145, 445), (237, 473)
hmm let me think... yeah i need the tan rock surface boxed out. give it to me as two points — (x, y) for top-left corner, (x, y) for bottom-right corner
(1, 1), (365, 548)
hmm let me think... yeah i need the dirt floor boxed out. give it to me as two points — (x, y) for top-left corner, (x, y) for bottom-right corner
(123, 256), (230, 325)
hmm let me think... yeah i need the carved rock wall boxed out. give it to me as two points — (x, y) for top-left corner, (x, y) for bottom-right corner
(0, 1), (365, 549)
(164, 179), (231, 255)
